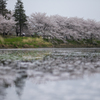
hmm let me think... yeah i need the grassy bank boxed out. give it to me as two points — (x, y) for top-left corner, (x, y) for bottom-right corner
(53, 39), (100, 48)
(45, 38), (100, 48)
(0, 36), (100, 48)
(0, 36), (53, 48)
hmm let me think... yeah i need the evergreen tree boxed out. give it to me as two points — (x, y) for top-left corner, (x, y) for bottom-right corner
(13, 0), (27, 36)
(0, 0), (8, 17)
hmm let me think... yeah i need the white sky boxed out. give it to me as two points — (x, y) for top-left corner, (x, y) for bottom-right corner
(7, 0), (100, 21)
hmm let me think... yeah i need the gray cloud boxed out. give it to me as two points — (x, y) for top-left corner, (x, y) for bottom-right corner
(7, 0), (100, 21)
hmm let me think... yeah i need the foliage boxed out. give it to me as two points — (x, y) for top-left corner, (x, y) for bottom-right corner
(0, 1), (100, 44)
(28, 13), (100, 43)
(13, 0), (27, 36)
(0, 15), (15, 35)
(0, 0), (8, 17)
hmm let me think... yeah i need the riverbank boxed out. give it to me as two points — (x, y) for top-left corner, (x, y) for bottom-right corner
(0, 36), (53, 48)
(0, 36), (100, 48)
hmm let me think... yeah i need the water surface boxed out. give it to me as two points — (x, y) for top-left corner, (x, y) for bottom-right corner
(0, 48), (100, 100)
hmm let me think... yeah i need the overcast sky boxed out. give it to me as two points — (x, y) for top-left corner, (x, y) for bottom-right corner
(7, 0), (100, 21)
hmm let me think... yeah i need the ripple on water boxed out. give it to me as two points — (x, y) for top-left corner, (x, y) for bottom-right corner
(0, 48), (100, 100)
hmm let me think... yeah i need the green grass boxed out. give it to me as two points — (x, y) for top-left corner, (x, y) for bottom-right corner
(0, 36), (53, 48)
(0, 35), (100, 48)
(54, 39), (100, 48)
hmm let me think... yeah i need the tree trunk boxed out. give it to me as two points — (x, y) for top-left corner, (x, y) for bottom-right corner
(20, 24), (22, 36)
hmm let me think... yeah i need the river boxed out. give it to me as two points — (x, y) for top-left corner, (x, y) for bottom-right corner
(0, 48), (100, 100)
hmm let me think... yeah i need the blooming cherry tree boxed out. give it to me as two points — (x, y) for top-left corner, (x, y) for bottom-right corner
(0, 15), (16, 35)
(28, 12), (100, 42)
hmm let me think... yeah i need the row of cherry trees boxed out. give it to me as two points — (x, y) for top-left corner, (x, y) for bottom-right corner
(0, 0), (100, 41)
(1, 11), (100, 41)
(28, 12), (100, 41)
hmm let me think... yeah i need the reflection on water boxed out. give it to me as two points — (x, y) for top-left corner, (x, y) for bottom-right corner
(0, 48), (100, 100)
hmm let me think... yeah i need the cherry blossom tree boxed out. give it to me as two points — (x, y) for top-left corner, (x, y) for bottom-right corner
(28, 12), (100, 42)
(0, 15), (16, 35)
